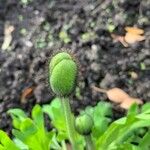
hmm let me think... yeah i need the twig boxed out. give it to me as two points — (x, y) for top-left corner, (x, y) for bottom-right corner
(91, 85), (107, 93)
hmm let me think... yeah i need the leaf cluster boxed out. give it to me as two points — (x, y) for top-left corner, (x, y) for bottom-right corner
(0, 99), (150, 150)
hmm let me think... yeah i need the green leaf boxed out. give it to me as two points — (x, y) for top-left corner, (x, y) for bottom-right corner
(43, 98), (66, 132)
(0, 130), (20, 150)
(32, 104), (44, 128)
(13, 138), (29, 150)
(93, 102), (112, 136)
(139, 129), (150, 150)
(20, 118), (37, 134)
(136, 114), (150, 120)
(50, 133), (62, 150)
(7, 109), (27, 129)
(81, 31), (97, 42)
(9, 107), (54, 150)
(92, 117), (111, 138)
(12, 118), (37, 142)
(127, 103), (138, 116)
(141, 103), (150, 114)
(13, 129), (41, 150)
(96, 120), (124, 149)
(32, 104), (53, 150)
(95, 102), (112, 117)
(96, 103), (150, 150)
(59, 30), (71, 44)
(8, 108), (27, 120)
(57, 131), (68, 141)
(112, 142), (141, 150)
(43, 98), (68, 143)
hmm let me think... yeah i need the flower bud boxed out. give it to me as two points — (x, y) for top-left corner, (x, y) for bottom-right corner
(75, 114), (93, 135)
(49, 52), (77, 96)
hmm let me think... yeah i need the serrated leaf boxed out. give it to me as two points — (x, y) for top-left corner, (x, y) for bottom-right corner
(7, 109), (27, 129)
(80, 106), (94, 116)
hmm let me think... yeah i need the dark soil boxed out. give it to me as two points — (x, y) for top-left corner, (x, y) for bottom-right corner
(0, 0), (150, 132)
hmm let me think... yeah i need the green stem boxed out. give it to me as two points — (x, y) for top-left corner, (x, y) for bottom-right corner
(61, 97), (78, 150)
(85, 135), (95, 150)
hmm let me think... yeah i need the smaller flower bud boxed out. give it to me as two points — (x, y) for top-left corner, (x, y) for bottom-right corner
(75, 114), (93, 135)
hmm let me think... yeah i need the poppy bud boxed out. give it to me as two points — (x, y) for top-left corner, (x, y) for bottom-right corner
(75, 114), (93, 135)
(49, 52), (77, 96)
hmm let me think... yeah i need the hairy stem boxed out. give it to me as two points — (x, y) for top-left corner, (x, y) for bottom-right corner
(61, 97), (78, 150)
(85, 135), (95, 150)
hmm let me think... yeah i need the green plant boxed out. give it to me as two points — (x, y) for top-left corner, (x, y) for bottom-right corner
(0, 131), (20, 150)
(96, 103), (150, 150)
(20, 0), (32, 6)
(7, 105), (55, 150)
(0, 51), (150, 150)
(59, 29), (71, 44)
(20, 28), (27, 36)
(49, 52), (79, 150)
(3, 99), (150, 150)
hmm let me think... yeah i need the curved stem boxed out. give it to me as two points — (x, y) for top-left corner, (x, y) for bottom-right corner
(85, 135), (95, 150)
(61, 97), (78, 150)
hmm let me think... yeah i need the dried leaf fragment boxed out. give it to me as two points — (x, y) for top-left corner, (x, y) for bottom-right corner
(111, 34), (128, 47)
(106, 88), (129, 103)
(111, 27), (145, 47)
(92, 86), (143, 109)
(92, 86), (129, 103)
(21, 87), (34, 103)
(125, 27), (144, 35)
(120, 97), (143, 109)
(124, 32), (145, 44)
(1, 23), (14, 50)
(129, 71), (138, 79)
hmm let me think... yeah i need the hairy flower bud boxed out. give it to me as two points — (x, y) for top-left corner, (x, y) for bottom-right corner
(49, 52), (77, 96)
(75, 114), (93, 135)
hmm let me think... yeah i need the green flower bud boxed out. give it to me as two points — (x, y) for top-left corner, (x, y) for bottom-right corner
(75, 114), (93, 135)
(49, 52), (77, 96)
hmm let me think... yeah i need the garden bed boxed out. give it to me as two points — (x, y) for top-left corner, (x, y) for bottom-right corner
(0, 0), (150, 133)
